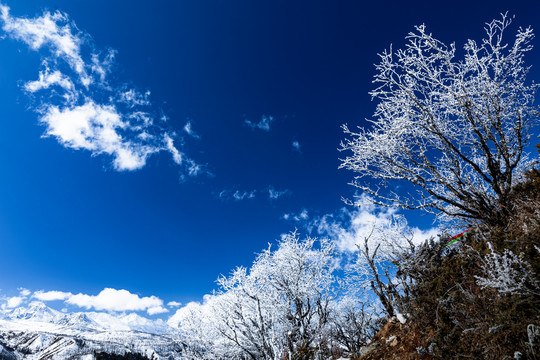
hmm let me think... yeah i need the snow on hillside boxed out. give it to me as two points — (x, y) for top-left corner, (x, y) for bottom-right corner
(0, 302), (185, 359)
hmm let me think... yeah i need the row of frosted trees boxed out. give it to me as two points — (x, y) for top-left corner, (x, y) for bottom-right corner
(174, 232), (393, 359)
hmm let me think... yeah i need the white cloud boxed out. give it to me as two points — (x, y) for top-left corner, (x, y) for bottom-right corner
(244, 115), (274, 131)
(183, 121), (200, 139)
(218, 189), (257, 201)
(6, 296), (24, 308)
(33, 290), (72, 301)
(167, 301), (181, 307)
(282, 209), (309, 222)
(268, 186), (289, 200)
(219, 186), (289, 202)
(233, 190), (256, 201)
(1, 288), (31, 309)
(186, 160), (202, 176)
(0, 3), (201, 176)
(2, 287), (170, 317)
(118, 89), (150, 108)
(281, 198), (438, 254)
(91, 51), (115, 83)
(24, 68), (76, 102)
(147, 306), (168, 315)
(42, 101), (162, 171)
(18, 288), (31, 297)
(310, 198), (438, 253)
(164, 133), (183, 166)
(0, 5), (89, 84)
(292, 140), (301, 152)
(66, 288), (165, 315)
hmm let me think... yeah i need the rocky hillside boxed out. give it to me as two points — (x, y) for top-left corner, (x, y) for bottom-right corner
(353, 169), (540, 359)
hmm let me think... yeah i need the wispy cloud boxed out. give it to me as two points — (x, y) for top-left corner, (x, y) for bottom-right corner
(282, 209), (309, 222)
(167, 301), (182, 308)
(0, 3), (200, 175)
(218, 189), (257, 201)
(118, 89), (151, 108)
(233, 190), (256, 201)
(281, 199), (438, 253)
(218, 185), (290, 202)
(268, 186), (289, 200)
(292, 140), (301, 152)
(310, 199), (438, 252)
(244, 115), (274, 131)
(183, 121), (200, 139)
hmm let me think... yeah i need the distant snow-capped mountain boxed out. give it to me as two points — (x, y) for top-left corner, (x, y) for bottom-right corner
(8, 301), (62, 323)
(0, 302), (184, 359)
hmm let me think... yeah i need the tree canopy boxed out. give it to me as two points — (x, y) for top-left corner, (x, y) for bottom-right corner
(340, 14), (539, 225)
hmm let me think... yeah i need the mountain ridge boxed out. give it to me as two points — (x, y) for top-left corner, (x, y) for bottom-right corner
(0, 302), (184, 359)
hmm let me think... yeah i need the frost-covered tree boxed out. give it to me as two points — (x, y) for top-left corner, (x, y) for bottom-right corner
(171, 298), (228, 359)
(329, 295), (381, 356)
(346, 216), (419, 318)
(340, 14), (539, 225)
(177, 232), (340, 360)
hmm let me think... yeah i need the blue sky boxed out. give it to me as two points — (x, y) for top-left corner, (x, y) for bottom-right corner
(0, 0), (539, 317)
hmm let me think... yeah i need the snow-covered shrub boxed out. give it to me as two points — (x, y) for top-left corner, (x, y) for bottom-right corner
(475, 242), (539, 296)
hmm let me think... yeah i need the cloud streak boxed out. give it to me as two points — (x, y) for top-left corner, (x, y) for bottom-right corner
(244, 115), (274, 131)
(218, 186), (291, 202)
(0, 3), (199, 174)
(218, 189), (257, 201)
(268, 186), (289, 200)
(183, 121), (200, 139)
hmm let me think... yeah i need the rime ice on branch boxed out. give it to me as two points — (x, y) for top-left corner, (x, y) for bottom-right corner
(340, 14), (539, 225)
